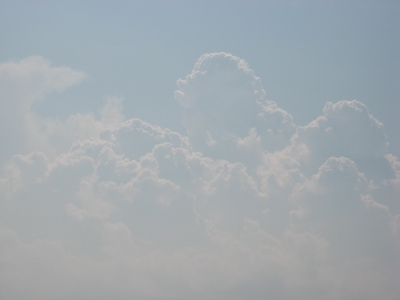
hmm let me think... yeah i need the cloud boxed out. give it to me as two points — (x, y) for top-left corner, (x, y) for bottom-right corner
(0, 56), (87, 162)
(290, 156), (400, 299)
(175, 53), (264, 146)
(0, 56), (86, 106)
(45, 96), (125, 155)
(292, 100), (390, 177)
(291, 157), (395, 257)
(174, 52), (295, 163)
(0, 54), (399, 300)
(100, 117), (190, 161)
(0, 57), (126, 165)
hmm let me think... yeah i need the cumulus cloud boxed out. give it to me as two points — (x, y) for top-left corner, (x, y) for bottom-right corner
(0, 56), (126, 164)
(0, 54), (399, 300)
(292, 100), (391, 177)
(174, 52), (295, 163)
(291, 157), (395, 257)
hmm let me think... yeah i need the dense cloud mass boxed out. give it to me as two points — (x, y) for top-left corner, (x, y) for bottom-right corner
(1, 53), (399, 300)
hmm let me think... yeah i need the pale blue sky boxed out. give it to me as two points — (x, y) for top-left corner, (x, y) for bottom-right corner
(1, 1), (399, 154)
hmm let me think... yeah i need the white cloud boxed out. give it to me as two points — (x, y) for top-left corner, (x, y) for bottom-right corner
(0, 54), (399, 300)
(174, 52), (295, 162)
(44, 96), (125, 154)
(0, 56), (86, 106)
(0, 57), (126, 165)
(0, 56), (87, 162)
(100, 117), (190, 161)
(292, 100), (389, 176)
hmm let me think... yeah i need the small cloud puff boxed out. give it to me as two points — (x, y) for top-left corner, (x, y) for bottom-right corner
(0, 56), (86, 104)
(294, 100), (387, 161)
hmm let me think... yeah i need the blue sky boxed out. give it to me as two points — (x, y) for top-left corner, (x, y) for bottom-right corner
(0, 1), (399, 299)
(2, 1), (399, 145)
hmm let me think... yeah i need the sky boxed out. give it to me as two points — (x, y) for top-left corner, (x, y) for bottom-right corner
(0, 1), (399, 299)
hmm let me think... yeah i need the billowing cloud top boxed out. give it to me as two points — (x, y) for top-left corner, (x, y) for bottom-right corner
(175, 52), (296, 163)
(0, 53), (399, 300)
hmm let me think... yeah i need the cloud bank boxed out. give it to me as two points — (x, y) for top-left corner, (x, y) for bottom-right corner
(1, 53), (399, 300)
